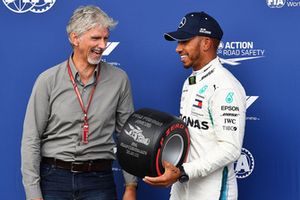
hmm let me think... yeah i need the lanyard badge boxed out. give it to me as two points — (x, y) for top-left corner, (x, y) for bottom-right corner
(67, 60), (100, 144)
(83, 121), (89, 144)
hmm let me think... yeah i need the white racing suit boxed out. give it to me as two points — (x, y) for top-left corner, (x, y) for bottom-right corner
(170, 57), (246, 200)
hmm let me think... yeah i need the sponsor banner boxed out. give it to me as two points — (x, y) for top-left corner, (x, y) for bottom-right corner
(218, 41), (266, 66)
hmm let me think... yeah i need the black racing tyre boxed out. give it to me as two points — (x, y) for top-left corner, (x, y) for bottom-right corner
(117, 108), (190, 178)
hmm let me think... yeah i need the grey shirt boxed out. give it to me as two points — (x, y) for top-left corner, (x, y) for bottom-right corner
(21, 57), (136, 199)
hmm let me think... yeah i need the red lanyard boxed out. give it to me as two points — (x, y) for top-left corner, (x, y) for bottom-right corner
(67, 60), (100, 144)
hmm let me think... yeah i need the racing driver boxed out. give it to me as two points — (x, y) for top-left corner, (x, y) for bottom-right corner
(143, 11), (246, 200)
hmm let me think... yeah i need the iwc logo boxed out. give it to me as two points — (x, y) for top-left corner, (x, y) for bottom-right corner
(266, 0), (286, 8)
(2, 0), (56, 14)
(234, 148), (255, 178)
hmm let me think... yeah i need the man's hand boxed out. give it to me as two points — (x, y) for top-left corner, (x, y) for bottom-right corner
(122, 184), (137, 200)
(32, 198), (43, 200)
(143, 161), (181, 187)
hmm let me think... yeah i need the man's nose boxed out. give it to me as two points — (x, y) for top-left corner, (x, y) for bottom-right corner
(176, 43), (183, 53)
(98, 39), (107, 49)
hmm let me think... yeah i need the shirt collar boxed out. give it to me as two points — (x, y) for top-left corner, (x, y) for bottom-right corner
(68, 55), (100, 86)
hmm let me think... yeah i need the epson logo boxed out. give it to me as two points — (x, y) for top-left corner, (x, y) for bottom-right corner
(221, 106), (239, 112)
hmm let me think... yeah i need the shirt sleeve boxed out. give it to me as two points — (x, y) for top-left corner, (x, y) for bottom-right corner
(183, 88), (246, 179)
(21, 74), (50, 199)
(115, 73), (138, 184)
(115, 73), (134, 133)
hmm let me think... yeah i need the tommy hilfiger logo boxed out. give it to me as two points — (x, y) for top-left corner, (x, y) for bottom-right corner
(193, 99), (203, 109)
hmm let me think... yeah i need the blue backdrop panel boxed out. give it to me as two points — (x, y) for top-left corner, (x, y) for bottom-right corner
(1, 0), (300, 199)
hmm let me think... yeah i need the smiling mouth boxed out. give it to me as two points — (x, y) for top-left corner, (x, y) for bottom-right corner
(91, 48), (103, 55)
(180, 55), (188, 62)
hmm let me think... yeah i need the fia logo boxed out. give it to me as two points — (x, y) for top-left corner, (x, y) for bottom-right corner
(234, 148), (255, 178)
(3, 0), (56, 13)
(266, 0), (286, 8)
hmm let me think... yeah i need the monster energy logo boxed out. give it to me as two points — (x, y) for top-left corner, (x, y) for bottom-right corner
(188, 76), (196, 85)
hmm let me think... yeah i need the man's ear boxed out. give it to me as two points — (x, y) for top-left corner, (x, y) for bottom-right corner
(69, 32), (79, 47)
(201, 37), (213, 52)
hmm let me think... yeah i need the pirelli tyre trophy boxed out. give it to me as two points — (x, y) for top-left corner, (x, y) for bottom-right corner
(117, 108), (190, 178)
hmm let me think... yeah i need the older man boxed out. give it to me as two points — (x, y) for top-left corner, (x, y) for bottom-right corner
(21, 5), (137, 200)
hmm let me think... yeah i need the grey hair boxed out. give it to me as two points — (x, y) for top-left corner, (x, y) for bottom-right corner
(66, 5), (118, 39)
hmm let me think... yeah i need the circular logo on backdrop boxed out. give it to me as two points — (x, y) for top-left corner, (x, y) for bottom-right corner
(266, 0), (286, 8)
(2, 0), (56, 14)
(234, 148), (255, 178)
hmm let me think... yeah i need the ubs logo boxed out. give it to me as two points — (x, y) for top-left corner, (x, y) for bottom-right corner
(234, 148), (255, 178)
(266, 0), (286, 8)
(2, 0), (56, 13)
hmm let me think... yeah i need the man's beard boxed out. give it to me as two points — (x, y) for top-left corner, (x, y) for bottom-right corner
(88, 55), (102, 65)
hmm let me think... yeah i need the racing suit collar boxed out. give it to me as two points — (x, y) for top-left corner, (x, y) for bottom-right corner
(192, 57), (220, 76)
